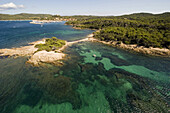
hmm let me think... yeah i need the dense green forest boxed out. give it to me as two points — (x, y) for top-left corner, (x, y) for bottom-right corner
(0, 13), (56, 20)
(65, 12), (170, 48)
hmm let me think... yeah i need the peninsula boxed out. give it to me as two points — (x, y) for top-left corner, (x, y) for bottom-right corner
(0, 34), (94, 66)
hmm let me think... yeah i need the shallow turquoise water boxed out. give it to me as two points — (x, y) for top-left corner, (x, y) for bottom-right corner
(0, 42), (169, 113)
(0, 22), (169, 113)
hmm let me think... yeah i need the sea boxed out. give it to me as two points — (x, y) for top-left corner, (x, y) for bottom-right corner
(0, 21), (169, 113)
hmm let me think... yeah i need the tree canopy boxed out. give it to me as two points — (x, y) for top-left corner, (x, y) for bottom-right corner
(66, 12), (170, 48)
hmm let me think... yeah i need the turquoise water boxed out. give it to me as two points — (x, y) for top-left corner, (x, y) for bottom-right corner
(0, 22), (169, 113)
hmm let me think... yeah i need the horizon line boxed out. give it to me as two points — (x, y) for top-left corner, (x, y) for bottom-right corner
(0, 11), (170, 16)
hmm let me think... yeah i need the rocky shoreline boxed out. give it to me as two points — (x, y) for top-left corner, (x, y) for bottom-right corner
(0, 33), (169, 66)
(0, 38), (65, 66)
(0, 34), (95, 66)
(68, 25), (170, 57)
(92, 39), (170, 57)
(0, 39), (46, 57)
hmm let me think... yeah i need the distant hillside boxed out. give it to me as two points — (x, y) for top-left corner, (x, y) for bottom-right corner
(116, 12), (170, 20)
(62, 12), (170, 22)
(0, 13), (53, 20)
(123, 12), (170, 17)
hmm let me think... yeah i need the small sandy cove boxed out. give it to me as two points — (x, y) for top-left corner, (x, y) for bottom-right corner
(0, 34), (95, 66)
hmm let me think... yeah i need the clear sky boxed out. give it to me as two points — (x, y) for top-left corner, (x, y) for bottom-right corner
(0, 0), (170, 16)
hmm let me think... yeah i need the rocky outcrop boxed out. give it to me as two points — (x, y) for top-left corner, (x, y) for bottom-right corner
(0, 45), (37, 57)
(0, 38), (65, 66)
(118, 42), (170, 56)
(27, 51), (65, 66)
(0, 39), (46, 57)
(0, 34), (95, 66)
(93, 39), (170, 57)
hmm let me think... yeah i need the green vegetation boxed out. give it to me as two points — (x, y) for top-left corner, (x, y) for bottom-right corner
(65, 12), (170, 48)
(0, 13), (55, 20)
(35, 37), (66, 52)
(1, 12), (169, 48)
(0, 13), (74, 21)
(94, 27), (166, 47)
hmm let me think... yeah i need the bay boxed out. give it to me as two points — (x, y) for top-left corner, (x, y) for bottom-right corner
(0, 21), (169, 113)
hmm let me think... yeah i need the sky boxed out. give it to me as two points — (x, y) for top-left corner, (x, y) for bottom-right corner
(0, 0), (170, 16)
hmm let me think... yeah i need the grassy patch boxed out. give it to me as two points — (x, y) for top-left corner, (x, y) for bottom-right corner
(35, 37), (66, 52)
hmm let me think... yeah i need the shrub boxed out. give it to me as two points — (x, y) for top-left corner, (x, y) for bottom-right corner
(35, 37), (66, 52)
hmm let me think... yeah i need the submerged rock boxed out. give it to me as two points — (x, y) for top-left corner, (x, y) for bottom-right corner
(95, 57), (103, 61)
(102, 54), (131, 66)
(105, 68), (169, 112)
(38, 75), (81, 109)
(92, 54), (96, 57)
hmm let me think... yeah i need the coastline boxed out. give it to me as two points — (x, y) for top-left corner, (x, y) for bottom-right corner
(0, 39), (46, 57)
(0, 20), (32, 21)
(0, 21), (169, 66)
(92, 38), (170, 57)
(29, 20), (63, 24)
(64, 23), (97, 31)
(0, 34), (94, 66)
(69, 25), (170, 57)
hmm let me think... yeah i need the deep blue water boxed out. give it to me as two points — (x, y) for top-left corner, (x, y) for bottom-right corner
(0, 21), (93, 49)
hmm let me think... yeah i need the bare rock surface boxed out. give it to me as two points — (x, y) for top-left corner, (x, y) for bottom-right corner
(94, 39), (170, 57)
(27, 51), (65, 66)
(0, 39), (46, 56)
